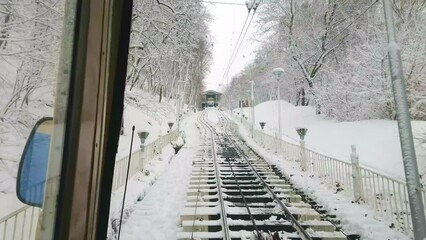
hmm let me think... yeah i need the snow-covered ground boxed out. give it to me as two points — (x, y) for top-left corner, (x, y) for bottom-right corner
(232, 114), (410, 240)
(235, 100), (426, 181)
(117, 112), (200, 240)
(116, 88), (178, 159)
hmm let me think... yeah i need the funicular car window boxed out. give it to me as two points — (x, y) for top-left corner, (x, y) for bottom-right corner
(0, 0), (78, 239)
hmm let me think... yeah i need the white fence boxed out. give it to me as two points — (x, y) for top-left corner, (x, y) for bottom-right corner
(112, 129), (179, 192)
(0, 206), (41, 240)
(232, 113), (426, 234)
(0, 129), (179, 239)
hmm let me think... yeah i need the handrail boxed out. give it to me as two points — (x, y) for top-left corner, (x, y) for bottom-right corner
(0, 129), (179, 239)
(111, 129), (179, 192)
(231, 112), (425, 234)
(0, 205), (30, 223)
(0, 204), (40, 240)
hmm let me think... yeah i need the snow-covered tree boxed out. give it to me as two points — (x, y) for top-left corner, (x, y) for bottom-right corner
(223, 0), (426, 121)
(126, 0), (212, 108)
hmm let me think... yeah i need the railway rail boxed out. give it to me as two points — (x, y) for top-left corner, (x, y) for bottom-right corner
(178, 109), (349, 240)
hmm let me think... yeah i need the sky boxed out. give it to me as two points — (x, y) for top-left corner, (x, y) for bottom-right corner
(202, 0), (261, 92)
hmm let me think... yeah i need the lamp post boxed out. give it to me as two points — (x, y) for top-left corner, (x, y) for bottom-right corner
(272, 68), (284, 142)
(259, 122), (266, 146)
(137, 131), (150, 169)
(137, 131), (149, 148)
(296, 127), (308, 171)
(250, 80), (255, 138)
(167, 122), (174, 133)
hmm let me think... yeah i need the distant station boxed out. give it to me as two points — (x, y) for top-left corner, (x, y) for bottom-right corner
(201, 90), (221, 109)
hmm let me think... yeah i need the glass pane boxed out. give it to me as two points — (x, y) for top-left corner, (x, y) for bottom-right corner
(0, 0), (77, 239)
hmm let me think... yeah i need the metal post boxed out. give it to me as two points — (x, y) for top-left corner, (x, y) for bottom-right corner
(277, 81), (282, 154)
(251, 80), (255, 138)
(139, 145), (145, 170)
(240, 99), (243, 123)
(350, 145), (364, 202)
(382, 1), (426, 238)
(300, 140), (308, 171)
(137, 131), (149, 170)
(277, 82), (282, 140)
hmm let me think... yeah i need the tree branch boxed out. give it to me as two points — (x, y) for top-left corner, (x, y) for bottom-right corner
(156, 0), (175, 14)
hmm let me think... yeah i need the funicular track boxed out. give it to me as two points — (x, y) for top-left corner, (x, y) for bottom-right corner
(178, 109), (348, 240)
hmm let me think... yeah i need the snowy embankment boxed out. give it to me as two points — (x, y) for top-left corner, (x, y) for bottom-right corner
(234, 122), (409, 240)
(116, 88), (178, 159)
(115, 113), (200, 240)
(235, 100), (426, 181)
(107, 88), (186, 239)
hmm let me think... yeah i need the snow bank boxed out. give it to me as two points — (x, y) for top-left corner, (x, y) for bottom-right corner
(235, 100), (426, 181)
(116, 88), (178, 159)
(116, 113), (200, 239)
(234, 119), (410, 239)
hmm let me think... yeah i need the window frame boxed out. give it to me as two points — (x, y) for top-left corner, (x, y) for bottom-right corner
(38, 0), (134, 239)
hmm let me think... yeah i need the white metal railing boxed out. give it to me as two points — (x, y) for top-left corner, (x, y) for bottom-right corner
(0, 129), (179, 239)
(231, 113), (426, 234)
(0, 205), (41, 240)
(111, 129), (179, 192)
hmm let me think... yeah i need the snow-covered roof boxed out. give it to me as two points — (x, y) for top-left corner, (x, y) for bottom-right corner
(203, 90), (222, 95)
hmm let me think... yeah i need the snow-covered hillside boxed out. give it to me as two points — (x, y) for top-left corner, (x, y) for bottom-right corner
(116, 88), (178, 159)
(235, 100), (426, 181)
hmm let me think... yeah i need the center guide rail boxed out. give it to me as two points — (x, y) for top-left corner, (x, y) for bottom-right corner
(178, 109), (348, 240)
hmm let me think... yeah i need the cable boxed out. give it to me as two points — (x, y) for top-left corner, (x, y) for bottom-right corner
(117, 125), (135, 240)
(221, 12), (251, 82)
(221, 11), (255, 84)
(220, 2), (260, 86)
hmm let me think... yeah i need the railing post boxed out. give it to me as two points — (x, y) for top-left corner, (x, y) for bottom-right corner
(296, 128), (308, 171)
(300, 140), (308, 171)
(351, 145), (364, 202)
(139, 145), (146, 170)
(137, 131), (149, 170)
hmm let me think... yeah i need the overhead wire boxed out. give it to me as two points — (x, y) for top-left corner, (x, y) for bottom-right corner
(220, 2), (260, 86)
(221, 11), (255, 85)
(221, 12), (251, 84)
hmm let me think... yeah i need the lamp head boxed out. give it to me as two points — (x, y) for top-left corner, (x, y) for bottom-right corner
(138, 131), (150, 145)
(296, 127), (308, 140)
(272, 68), (284, 78)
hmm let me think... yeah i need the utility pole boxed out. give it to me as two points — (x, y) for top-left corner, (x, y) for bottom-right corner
(382, 1), (426, 239)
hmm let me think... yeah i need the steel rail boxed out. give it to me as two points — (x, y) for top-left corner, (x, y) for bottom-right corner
(217, 111), (314, 240)
(197, 110), (231, 240)
(189, 116), (204, 240)
(203, 110), (262, 239)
